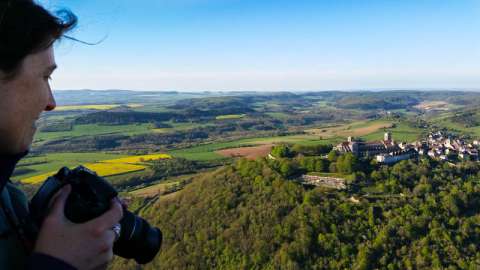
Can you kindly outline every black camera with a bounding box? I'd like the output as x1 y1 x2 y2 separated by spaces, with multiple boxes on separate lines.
29 166 162 264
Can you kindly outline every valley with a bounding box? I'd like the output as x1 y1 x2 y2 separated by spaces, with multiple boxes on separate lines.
15 90 480 269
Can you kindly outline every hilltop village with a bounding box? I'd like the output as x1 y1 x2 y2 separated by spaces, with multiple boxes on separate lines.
335 131 480 164
295 130 480 190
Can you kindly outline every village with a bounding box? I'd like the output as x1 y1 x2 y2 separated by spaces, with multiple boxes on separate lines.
296 130 480 190
334 130 480 164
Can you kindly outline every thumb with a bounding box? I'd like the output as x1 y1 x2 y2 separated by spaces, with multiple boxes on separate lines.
48 184 71 218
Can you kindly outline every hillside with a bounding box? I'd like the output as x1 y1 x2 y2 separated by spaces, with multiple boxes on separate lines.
16 90 480 269
111 158 480 270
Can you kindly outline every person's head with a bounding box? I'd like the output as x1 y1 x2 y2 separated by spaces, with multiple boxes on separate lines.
0 0 77 154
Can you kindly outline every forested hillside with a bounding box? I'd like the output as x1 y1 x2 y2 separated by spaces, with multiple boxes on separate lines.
111 158 480 270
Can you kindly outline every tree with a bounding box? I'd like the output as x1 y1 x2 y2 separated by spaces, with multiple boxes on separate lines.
328 150 339 162
278 160 300 177
329 162 337 173
271 145 293 158
292 144 333 156
336 153 359 174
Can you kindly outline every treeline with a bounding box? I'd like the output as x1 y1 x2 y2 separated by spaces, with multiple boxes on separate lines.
269 145 371 178
37 120 73 132
303 90 480 109
269 152 370 178
110 156 480 270
271 144 333 158
74 111 186 125
112 158 216 190
167 96 257 120
451 111 480 128
337 96 419 110
284 113 337 126
168 95 302 115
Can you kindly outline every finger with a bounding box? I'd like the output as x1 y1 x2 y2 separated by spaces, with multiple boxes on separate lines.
118 197 129 209
96 251 113 268
91 261 110 270
94 240 115 269
48 185 71 218
86 199 123 232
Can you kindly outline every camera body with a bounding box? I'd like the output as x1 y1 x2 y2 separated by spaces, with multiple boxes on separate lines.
29 166 162 264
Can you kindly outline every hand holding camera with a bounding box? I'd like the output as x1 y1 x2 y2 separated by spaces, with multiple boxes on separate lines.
29 166 162 268
33 184 123 270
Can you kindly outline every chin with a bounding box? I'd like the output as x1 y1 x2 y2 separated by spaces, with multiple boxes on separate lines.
15 143 31 154
18 136 34 153
4 144 29 155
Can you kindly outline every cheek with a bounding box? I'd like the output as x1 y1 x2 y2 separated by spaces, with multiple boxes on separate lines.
16 78 47 114
0 72 48 153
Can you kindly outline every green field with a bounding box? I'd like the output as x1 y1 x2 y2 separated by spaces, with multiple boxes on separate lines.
129 181 180 197
360 121 423 142
106 169 154 185
169 141 243 160
152 122 209 133
169 120 421 161
169 135 340 161
245 135 340 145
426 107 480 136
314 101 338 110
265 112 290 119
307 172 345 178
128 172 198 197
466 126 480 137
432 118 480 138
34 123 153 142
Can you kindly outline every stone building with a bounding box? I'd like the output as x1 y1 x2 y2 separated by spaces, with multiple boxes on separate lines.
334 132 399 157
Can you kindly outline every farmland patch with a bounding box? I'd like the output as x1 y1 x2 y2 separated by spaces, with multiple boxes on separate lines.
216 144 273 159
19 153 171 184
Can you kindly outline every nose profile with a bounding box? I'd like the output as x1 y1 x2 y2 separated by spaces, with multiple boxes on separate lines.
45 89 56 111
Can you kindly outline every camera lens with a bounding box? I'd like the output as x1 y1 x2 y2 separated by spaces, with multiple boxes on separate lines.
113 210 163 264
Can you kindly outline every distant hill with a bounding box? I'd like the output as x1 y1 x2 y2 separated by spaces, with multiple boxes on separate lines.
52 90 239 106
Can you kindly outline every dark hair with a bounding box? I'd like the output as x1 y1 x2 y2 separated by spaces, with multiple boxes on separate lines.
0 0 77 80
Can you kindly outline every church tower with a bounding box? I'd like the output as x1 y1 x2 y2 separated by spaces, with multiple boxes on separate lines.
384 132 392 141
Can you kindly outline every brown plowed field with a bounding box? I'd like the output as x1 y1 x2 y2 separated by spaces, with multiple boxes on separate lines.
216 144 273 159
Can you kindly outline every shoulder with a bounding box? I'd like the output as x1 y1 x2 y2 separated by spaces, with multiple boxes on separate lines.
0 183 29 269
5 181 29 209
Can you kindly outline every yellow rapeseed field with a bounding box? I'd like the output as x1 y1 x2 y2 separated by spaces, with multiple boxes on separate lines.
102 154 171 164
55 104 144 111
215 114 246 120
21 153 171 184
22 172 58 185
84 163 145 177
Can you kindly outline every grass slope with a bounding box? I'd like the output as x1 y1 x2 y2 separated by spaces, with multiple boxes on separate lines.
360 122 423 142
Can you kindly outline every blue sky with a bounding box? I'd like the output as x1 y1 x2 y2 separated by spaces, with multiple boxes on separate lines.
39 0 480 91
